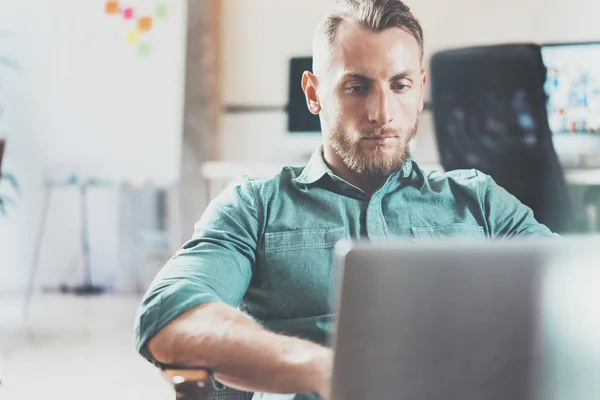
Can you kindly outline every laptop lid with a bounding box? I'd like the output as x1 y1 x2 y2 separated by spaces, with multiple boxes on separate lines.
330 238 600 400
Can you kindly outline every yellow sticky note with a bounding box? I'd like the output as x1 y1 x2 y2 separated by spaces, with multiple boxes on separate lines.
126 30 139 44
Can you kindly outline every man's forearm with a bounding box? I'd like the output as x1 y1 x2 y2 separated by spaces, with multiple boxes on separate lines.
147 302 332 396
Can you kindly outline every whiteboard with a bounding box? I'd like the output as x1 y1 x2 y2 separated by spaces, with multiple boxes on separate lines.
45 0 186 186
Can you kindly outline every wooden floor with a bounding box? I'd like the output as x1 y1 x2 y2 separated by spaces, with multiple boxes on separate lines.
0 294 174 400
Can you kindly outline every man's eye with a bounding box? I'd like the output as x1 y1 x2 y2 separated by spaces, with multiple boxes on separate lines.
393 84 409 91
346 85 366 93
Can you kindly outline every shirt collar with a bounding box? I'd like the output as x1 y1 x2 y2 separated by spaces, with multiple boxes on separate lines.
398 155 415 180
293 144 416 185
293 145 330 185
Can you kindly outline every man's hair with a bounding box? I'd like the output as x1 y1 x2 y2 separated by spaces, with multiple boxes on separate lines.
314 0 424 68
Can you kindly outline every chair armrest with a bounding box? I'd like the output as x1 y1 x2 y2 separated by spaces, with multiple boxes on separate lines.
162 368 211 400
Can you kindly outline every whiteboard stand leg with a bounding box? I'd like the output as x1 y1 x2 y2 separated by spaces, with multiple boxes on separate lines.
59 184 106 296
23 183 52 319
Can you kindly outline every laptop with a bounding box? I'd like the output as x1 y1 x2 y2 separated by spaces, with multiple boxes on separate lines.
330 237 600 400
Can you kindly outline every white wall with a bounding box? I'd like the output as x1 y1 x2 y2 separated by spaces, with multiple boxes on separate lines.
217 0 600 164
0 1 183 293
0 0 122 291
0 0 56 292
218 0 336 164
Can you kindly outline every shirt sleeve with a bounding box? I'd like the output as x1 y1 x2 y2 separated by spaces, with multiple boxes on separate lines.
479 173 558 238
134 176 261 365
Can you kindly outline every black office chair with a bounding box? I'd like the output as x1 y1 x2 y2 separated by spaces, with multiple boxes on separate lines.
430 44 573 233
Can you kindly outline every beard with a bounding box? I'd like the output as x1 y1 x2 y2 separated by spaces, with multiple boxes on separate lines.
328 118 418 177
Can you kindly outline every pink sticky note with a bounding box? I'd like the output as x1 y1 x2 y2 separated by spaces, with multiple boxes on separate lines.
123 8 134 19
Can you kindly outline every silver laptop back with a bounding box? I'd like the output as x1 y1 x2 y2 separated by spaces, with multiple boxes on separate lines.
331 238 600 400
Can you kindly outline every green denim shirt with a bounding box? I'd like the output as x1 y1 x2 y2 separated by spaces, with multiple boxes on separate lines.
134 148 555 399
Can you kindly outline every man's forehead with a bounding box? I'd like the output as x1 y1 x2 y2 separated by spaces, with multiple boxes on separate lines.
329 20 421 76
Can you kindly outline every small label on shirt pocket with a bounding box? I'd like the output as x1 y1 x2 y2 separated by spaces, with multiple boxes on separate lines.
265 227 348 255
411 223 486 240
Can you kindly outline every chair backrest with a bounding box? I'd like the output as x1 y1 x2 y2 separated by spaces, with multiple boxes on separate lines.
430 44 572 233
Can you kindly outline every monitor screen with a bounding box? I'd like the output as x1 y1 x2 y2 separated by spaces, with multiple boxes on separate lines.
541 43 600 135
287 57 321 133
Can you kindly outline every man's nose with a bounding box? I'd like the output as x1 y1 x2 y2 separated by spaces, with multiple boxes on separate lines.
367 88 394 127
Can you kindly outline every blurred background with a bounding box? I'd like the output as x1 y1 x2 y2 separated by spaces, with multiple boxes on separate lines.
0 0 599 399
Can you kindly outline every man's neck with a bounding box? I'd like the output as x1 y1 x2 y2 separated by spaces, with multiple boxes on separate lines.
322 148 388 197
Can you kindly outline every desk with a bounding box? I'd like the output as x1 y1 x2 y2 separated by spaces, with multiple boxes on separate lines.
564 168 600 186
24 179 175 316
563 169 600 232
421 164 600 187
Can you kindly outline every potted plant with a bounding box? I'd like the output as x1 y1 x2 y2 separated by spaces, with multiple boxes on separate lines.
0 138 18 216
0 42 21 216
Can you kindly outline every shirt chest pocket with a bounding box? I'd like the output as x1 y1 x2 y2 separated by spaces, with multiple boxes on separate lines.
411 223 486 240
263 227 348 318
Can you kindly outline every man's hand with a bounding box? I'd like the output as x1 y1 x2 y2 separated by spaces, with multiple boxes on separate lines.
314 347 333 399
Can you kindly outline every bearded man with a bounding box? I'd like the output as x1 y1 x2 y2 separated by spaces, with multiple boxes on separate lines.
135 1 555 399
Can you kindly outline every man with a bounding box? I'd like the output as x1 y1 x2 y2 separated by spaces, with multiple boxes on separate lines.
135 1 555 399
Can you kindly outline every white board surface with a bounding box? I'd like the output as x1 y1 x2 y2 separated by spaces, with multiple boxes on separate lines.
45 0 186 186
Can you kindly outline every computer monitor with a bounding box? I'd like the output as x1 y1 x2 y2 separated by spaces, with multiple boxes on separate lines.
541 42 600 166
287 57 321 133
284 57 322 164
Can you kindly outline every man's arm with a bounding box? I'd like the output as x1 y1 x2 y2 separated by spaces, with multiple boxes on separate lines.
135 176 332 397
148 302 332 397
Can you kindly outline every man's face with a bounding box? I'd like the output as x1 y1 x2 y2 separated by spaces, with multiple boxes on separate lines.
310 22 427 176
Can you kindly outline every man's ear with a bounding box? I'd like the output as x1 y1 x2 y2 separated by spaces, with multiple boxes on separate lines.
302 71 321 115
418 68 428 113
